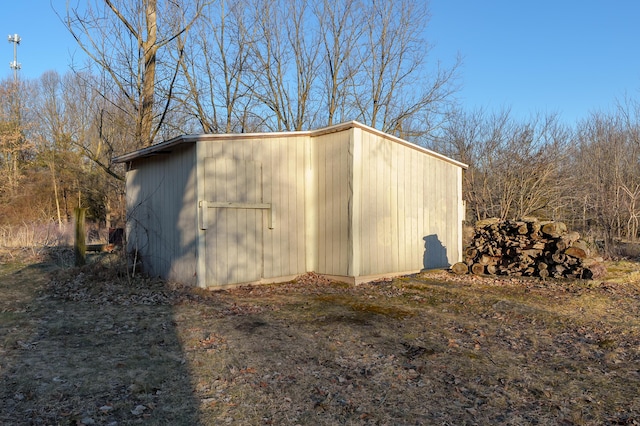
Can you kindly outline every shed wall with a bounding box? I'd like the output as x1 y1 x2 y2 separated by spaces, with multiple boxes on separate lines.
311 130 351 276
353 129 462 276
125 144 198 283
195 136 307 285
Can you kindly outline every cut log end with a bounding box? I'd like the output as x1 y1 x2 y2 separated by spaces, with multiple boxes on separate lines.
471 263 486 275
451 262 469 275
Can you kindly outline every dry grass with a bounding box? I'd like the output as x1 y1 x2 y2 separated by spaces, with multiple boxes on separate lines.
1 249 640 425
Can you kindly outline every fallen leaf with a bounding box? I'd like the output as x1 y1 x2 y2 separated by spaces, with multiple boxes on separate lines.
131 405 147 416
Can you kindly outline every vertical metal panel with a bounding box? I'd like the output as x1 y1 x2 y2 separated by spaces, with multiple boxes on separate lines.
355 129 461 276
204 158 263 285
312 130 350 276
348 127 362 277
305 135 317 273
197 136 307 285
258 136 307 278
125 144 198 284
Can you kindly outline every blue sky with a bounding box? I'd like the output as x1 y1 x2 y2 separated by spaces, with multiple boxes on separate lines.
0 2 86 80
2 1 639 125
427 0 640 123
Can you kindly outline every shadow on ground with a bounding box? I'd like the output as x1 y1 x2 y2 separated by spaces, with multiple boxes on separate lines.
0 251 201 425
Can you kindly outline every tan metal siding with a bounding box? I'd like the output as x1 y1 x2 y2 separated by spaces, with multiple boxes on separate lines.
312 131 350 276
260 136 307 278
196 136 307 284
125 144 198 283
355 130 461 275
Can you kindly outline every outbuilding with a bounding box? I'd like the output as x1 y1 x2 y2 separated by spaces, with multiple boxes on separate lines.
113 121 467 288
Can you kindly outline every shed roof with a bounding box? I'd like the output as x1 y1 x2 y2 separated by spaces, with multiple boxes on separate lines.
113 120 468 169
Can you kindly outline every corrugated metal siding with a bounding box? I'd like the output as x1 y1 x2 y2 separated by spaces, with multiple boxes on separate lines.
355 130 461 275
125 144 198 283
312 131 351 276
196 136 307 282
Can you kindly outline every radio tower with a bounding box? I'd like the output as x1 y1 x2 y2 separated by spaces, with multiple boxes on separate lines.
8 33 21 80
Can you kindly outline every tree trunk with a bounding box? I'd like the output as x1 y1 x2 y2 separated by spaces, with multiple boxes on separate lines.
51 163 64 231
140 0 158 147
74 207 87 266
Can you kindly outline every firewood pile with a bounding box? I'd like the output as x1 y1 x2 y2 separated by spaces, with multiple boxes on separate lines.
451 218 607 280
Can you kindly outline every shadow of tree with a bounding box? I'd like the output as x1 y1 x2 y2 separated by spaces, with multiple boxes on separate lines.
0 253 201 425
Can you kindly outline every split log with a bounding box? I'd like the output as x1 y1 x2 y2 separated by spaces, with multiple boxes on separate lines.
451 262 469 275
465 248 478 258
541 221 567 238
553 264 566 276
565 256 578 266
551 253 566 264
516 222 529 234
526 241 546 250
471 263 486 275
565 246 587 259
522 249 542 258
486 264 498 275
571 240 590 254
479 254 500 265
560 231 581 246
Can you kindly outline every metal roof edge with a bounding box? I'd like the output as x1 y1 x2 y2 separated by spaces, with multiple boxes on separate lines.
344 121 469 170
112 134 200 163
112 121 468 169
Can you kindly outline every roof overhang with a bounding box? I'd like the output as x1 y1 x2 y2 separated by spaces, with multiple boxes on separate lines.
112 121 468 169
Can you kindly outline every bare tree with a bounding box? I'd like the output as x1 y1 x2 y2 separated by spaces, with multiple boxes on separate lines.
437 109 571 222
162 0 459 135
60 0 458 141
0 78 31 198
572 110 640 251
62 0 206 147
312 0 364 126
176 0 257 133
34 71 73 228
354 0 459 138
493 115 570 220
247 0 321 131
436 108 509 221
31 70 127 227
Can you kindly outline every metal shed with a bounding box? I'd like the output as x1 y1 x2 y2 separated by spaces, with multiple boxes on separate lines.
113 121 468 287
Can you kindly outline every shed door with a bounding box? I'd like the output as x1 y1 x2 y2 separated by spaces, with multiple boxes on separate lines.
204 158 264 285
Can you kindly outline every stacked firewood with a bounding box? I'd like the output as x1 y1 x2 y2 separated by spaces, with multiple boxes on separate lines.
451 218 607 279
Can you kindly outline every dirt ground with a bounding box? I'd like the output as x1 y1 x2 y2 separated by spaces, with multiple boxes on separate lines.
1 249 640 425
